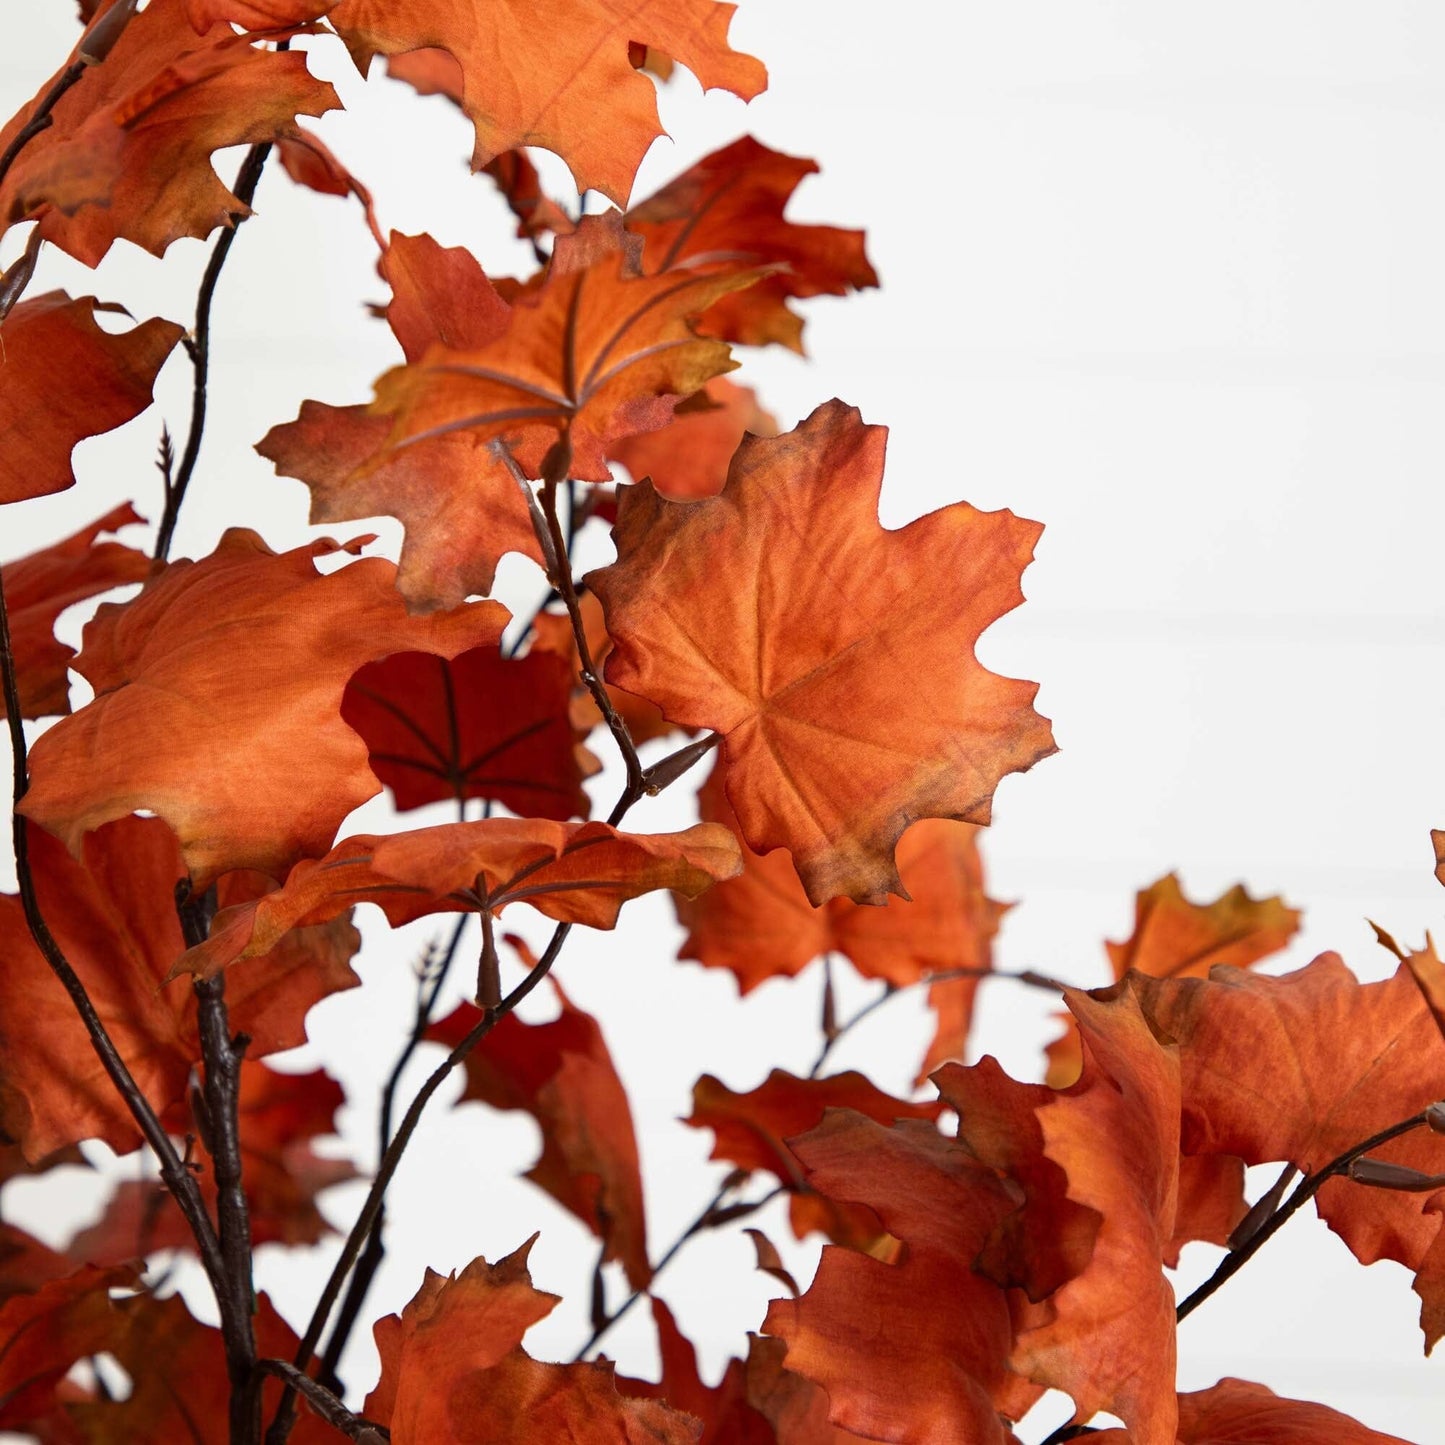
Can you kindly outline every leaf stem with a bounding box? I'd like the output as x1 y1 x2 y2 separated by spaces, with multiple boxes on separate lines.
154 105 282 561
808 965 1069 1078
183 880 257 1445
570 1179 783 1362
265 922 573 1445
317 914 472 1392
1174 1110 1431 1323
250 1359 389 1443
0 60 86 192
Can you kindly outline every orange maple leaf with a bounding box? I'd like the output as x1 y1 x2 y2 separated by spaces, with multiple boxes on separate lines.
328 0 766 204
0 817 358 1159
686 1069 939 1251
608 376 778 500
589 398 1056 905
258 231 542 613
365 213 760 484
0 294 181 506
2 503 151 719
1086 1378 1412 1445
1132 953 1445 1349
429 982 650 1288
1045 872 1300 1087
0 0 339 264
179 817 741 979
19 530 507 885
365 1241 697 1444
69 1062 354 1262
762 1109 1033 1444
627 135 879 352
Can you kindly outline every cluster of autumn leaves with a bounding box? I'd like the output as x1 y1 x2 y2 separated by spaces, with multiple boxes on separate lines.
3 1 1445 1442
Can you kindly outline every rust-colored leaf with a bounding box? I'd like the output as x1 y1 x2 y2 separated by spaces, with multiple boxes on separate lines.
1131 953 1445 1349
0 294 181 507
2 504 150 719
366 213 759 483
20 530 506 885
181 817 741 979
0 0 340 264
257 232 541 612
341 645 592 819
428 983 650 1287
0 816 358 1159
686 1069 938 1250
679 754 1005 1013
1046 872 1300 1087
365 1240 699 1444
1087 1378 1412 1444
763 1110 1031 1444
0 1265 134 1435
274 127 383 247
68 1062 353 1264
64 1291 334 1444
589 399 1055 905
628 136 879 352
1005 987 1181 1444
329 0 765 204
183 1 336 29
608 377 777 499
481 147 576 241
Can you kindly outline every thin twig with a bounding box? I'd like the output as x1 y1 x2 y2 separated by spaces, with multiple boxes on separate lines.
265 922 573 1445
317 913 472 1390
154 98 283 561
251 1360 389 1443
1175 1110 1431 1323
183 881 256 1445
571 1180 783 1361
510 448 645 800
808 965 1069 1078
0 554 227 1303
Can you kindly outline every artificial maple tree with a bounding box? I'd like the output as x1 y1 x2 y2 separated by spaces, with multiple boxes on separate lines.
0 3 1441 1443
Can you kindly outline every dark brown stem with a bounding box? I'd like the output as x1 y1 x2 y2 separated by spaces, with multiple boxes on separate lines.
1175 1111 1431 1323
180 881 257 1445
317 915 471 1392
808 965 1069 1078
154 108 282 561
0 548 226 1306
266 923 573 1445
251 1360 389 1443
570 1180 782 1362
539 477 645 798
1038 1426 1100 1444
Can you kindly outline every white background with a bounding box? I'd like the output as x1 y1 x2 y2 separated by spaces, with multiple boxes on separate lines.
3 2 1445 1439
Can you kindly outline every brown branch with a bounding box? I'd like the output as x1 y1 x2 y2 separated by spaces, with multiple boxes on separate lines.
182 882 257 1445
0 548 227 1309
264 922 574 1445
504 443 645 800
1175 1110 1432 1323
154 58 285 562
808 964 1070 1078
317 914 472 1393
251 1359 389 1443
570 1179 783 1362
